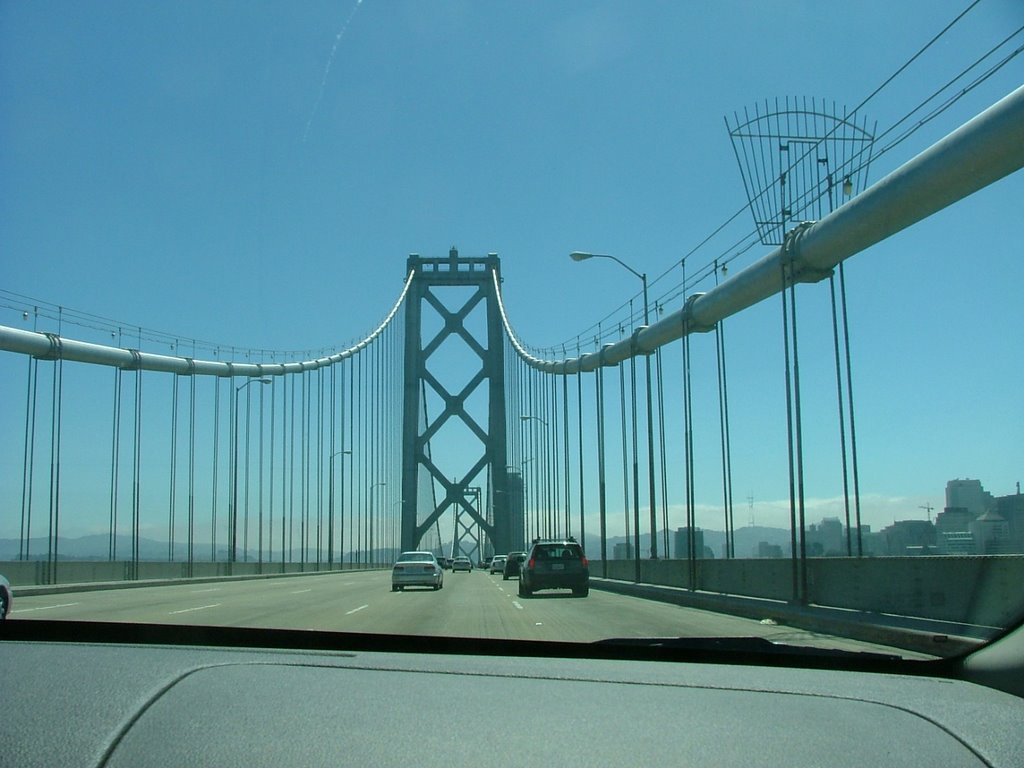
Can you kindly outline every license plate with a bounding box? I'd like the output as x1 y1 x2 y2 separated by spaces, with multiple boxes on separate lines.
552 563 564 570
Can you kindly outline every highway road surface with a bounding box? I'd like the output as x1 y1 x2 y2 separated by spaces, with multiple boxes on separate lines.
10 568 925 657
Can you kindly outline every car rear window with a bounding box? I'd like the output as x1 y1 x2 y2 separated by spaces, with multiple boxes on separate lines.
534 545 583 560
398 553 435 563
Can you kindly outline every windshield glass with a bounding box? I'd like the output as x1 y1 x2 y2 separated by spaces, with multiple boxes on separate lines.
1 1 1022 661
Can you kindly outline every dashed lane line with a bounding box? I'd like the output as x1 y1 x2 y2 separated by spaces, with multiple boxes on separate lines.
169 603 222 615
345 604 369 615
12 602 81 614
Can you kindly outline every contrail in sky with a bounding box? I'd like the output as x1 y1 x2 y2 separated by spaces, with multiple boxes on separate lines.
302 0 365 142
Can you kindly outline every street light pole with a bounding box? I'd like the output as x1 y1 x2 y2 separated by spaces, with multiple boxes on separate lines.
570 253 659 564
231 378 270 563
329 449 350 568
519 416 547 540
369 481 386 566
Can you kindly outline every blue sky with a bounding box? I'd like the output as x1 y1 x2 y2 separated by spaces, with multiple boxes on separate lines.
1 0 1022 544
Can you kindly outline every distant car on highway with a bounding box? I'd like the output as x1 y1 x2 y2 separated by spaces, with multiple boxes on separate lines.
489 555 507 574
0 574 11 620
451 556 473 572
391 551 444 592
503 552 526 580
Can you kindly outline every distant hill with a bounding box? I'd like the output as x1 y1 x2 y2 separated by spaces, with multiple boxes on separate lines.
1 524 798 563
0 534 396 564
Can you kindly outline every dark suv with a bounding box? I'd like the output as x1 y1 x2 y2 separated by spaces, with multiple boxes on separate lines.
502 551 526 580
518 538 589 597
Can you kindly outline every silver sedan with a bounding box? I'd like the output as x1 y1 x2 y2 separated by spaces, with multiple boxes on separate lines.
391 552 444 591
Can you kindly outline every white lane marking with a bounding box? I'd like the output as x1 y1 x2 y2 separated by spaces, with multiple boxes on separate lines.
534 622 543 626
345 604 369 615
497 587 505 592
290 589 312 594
512 601 524 610
11 602 81 614
191 588 220 594
169 603 222 615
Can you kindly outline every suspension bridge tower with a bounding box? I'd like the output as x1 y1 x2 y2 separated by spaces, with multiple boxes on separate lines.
400 248 514 555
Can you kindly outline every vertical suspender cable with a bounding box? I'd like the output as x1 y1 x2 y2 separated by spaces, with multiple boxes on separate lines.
301 370 308 567
551 372 559 538
269 377 276 565
347 357 355 565
596 361 607 576
781 245 800 602
107 337 120 560
19 318 39 561
317 367 324 567
788 261 808 600
840 262 864 557
168 372 178 560
618 353 630 563
655 345 669 558
329 362 336 566
629 303 641 581
830 273 853 556
682 261 696 583
289 371 296 563
258 376 266 567
722 325 735 560
562 372 571 537
131 362 142 580
339 358 347 567
576 367 585 547
212 375 220 562
683 326 695 582
357 350 365 564
244 379 252 561
22 364 38 564
188 369 196 574
47 329 64 583
229 377 237 563
714 262 735 558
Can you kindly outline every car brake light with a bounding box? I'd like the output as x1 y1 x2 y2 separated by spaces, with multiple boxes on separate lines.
527 558 535 569
581 557 589 567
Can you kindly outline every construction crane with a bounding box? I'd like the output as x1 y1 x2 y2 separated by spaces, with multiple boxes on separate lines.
919 503 934 522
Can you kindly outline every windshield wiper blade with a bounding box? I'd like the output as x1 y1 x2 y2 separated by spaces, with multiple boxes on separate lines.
594 636 903 661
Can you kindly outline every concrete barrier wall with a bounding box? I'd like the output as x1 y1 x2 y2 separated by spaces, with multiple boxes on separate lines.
596 555 1024 627
0 560 384 587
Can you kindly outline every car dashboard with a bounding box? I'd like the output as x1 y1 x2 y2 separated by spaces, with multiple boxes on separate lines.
2 621 1023 767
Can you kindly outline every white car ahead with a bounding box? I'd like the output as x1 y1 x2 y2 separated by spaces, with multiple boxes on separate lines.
391 552 444 592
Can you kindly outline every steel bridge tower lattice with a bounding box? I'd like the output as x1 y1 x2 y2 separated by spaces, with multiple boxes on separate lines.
400 249 513 555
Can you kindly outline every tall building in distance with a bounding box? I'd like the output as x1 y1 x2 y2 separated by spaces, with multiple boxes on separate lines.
937 478 1021 554
806 517 845 556
674 527 713 559
946 478 995 517
504 471 525 552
